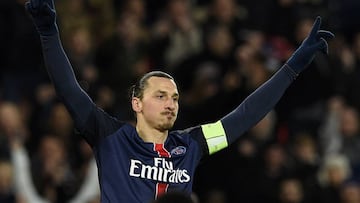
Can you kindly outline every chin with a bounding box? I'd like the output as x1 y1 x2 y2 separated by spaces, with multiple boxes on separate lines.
159 122 174 131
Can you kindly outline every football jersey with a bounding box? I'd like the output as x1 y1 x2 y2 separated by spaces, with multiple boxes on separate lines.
80 107 215 203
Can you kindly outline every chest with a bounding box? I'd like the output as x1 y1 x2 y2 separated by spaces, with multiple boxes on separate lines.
95 132 201 184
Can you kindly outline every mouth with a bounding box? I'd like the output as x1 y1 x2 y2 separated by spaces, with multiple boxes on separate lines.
162 111 176 118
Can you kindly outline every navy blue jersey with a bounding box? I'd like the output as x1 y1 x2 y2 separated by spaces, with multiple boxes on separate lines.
82 107 206 202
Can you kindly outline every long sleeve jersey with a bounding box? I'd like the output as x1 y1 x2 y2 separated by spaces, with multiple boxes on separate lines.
40 34 297 203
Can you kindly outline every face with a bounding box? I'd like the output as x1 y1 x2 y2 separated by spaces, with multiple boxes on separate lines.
133 77 179 131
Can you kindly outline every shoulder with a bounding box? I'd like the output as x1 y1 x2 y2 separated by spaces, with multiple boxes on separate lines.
169 126 206 149
170 126 203 139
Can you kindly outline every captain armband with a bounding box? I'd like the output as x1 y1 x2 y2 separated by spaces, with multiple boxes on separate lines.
201 121 228 155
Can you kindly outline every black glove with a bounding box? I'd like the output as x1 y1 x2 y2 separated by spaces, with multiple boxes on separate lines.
286 16 335 74
25 0 58 36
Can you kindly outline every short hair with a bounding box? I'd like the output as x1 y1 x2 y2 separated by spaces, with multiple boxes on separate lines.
129 71 174 100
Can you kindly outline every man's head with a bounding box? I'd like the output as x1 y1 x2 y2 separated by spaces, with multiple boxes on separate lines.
131 71 179 132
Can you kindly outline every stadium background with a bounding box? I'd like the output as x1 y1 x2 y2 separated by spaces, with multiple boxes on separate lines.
1 0 360 202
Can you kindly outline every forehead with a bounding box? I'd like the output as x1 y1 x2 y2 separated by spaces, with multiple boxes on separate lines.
145 76 178 94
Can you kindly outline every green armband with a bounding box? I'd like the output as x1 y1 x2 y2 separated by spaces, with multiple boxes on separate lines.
201 121 228 155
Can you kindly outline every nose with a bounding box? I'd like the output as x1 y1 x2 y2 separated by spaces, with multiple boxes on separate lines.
165 98 177 110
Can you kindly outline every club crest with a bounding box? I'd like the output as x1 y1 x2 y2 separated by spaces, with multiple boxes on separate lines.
171 146 186 156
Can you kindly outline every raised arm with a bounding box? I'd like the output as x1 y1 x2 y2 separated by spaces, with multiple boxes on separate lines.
221 16 334 143
25 0 94 131
201 17 334 154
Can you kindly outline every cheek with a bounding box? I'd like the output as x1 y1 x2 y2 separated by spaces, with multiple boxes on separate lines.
142 101 161 116
143 101 156 110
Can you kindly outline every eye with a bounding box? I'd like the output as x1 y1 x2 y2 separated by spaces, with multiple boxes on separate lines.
157 95 165 100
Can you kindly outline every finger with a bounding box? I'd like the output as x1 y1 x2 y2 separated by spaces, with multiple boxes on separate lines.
309 16 322 39
317 30 335 40
306 38 328 55
314 38 329 55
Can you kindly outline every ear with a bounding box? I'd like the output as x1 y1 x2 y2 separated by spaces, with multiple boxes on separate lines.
131 97 142 113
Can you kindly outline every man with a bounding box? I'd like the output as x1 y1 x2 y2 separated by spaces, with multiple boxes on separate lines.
24 0 334 202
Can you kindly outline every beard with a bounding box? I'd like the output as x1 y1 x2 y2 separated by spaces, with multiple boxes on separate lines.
157 122 174 131
157 112 177 131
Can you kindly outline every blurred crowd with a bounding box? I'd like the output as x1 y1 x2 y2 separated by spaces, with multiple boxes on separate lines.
1 0 360 202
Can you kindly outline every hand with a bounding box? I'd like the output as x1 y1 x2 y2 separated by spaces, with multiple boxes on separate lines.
286 16 335 74
25 0 58 36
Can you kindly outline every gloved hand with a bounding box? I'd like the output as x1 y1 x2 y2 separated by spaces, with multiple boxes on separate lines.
25 0 58 36
286 16 335 74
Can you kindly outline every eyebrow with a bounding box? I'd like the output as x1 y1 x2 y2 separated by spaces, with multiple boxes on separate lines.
157 90 179 97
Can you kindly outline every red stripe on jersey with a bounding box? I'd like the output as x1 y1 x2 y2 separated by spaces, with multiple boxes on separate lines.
156 183 169 197
154 143 171 198
154 143 171 158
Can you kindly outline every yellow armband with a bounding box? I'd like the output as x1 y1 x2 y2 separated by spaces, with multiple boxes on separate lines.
201 121 228 155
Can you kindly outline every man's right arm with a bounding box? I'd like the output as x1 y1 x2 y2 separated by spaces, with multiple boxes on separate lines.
25 0 126 147
25 0 96 133
41 34 95 131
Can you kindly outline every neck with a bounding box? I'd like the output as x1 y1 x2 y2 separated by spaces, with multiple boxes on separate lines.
136 123 168 144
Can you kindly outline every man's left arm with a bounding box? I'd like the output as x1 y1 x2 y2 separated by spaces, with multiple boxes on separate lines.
201 16 334 155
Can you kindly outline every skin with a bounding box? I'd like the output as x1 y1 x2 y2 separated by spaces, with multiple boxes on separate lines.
132 76 179 144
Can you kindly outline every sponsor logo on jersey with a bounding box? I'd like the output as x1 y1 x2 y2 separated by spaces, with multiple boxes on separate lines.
170 146 186 156
129 158 190 183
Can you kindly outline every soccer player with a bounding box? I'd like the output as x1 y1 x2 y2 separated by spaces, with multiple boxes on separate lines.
24 0 334 202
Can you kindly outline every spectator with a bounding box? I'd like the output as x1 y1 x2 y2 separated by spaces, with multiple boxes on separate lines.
319 97 360 175
278 178 305 203
95 11 150 120
0 161 20 203
309 154 352 203
150 0 203 71
340 181 360 203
